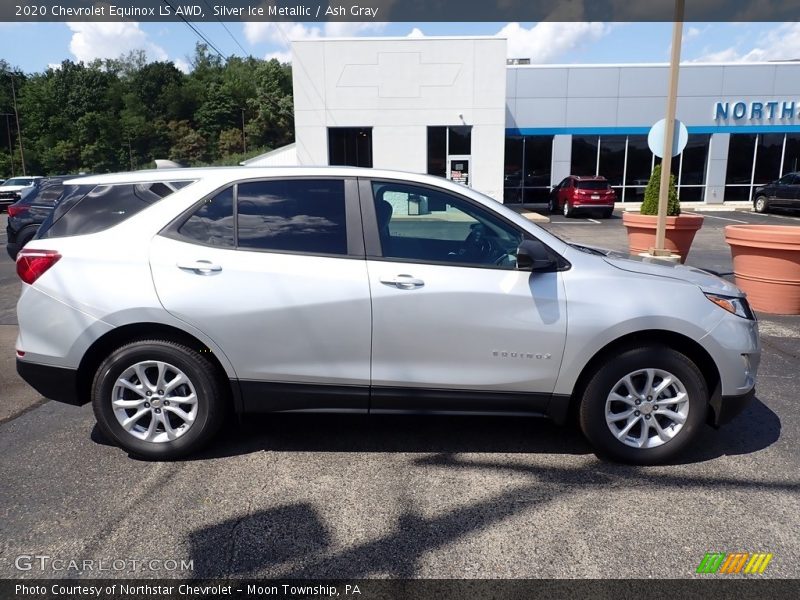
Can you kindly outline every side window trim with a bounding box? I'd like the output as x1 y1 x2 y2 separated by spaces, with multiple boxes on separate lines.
359 177 531 269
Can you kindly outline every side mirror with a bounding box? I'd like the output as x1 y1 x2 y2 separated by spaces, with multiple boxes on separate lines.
516 239 556 272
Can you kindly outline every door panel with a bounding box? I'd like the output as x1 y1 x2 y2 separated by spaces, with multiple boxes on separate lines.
368 260 567 393
150 236 372 386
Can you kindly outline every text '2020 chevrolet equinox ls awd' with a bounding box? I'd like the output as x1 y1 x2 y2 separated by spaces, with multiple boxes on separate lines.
14 167 759 463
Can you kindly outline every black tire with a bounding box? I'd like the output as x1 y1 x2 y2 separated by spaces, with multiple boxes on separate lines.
600 208 614 219
549 198 559 214
563 201 573 218
92 339 226 460
753 195 769 214
14 226 38 255
579 346 708 464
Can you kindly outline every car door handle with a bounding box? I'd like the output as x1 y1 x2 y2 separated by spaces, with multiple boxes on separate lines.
177 260 222 275
379 274 425 289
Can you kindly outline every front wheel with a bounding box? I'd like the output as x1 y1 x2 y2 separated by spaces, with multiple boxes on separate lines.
579 346 707 464
753 195 769 213
92 339 226 460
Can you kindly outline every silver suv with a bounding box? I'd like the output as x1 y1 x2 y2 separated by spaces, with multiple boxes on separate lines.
14 167 759 463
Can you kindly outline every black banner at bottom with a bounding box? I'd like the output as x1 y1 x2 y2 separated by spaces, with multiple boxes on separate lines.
3 579 799 600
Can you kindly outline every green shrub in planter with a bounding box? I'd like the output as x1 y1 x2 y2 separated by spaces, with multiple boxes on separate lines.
640 163 680 216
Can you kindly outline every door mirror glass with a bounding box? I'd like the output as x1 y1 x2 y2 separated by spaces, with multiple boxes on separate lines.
516 239 556 272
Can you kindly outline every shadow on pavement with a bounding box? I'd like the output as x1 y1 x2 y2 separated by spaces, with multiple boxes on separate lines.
149 394 781 464
184 421 792 579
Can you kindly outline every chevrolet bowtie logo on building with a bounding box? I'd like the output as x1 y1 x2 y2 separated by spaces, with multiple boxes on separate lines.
696 552 773 574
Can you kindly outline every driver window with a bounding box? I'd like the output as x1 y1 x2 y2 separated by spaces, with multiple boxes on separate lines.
371 181 523 269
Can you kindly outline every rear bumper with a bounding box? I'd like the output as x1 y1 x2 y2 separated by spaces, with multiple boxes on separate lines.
709 387 756 427
16 359 85 406
572 201 615 209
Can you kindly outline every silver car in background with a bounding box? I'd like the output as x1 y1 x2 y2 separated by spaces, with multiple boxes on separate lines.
14 167 759 463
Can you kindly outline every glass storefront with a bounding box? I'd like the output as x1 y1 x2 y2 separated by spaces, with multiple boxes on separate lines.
571 134 709 202
725 133 800 201
503 135 553 203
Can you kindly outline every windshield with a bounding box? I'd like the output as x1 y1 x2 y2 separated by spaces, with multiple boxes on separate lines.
2 178 35 187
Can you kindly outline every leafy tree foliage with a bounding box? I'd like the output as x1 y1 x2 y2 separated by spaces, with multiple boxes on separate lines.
0 45 294 176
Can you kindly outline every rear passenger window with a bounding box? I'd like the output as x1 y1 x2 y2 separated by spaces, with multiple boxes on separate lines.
39 181 191 239
37 185 65 205
236 179 347 255
178 188 234 247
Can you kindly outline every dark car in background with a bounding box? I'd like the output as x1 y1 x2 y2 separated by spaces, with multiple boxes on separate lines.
753 172 800 213
549 175 617 218
6 175 86 259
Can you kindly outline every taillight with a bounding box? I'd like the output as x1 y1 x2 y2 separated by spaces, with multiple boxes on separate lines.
16 249 61 284
7 204 27 218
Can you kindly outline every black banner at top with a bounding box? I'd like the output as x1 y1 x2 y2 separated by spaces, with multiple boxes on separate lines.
2 0 800 23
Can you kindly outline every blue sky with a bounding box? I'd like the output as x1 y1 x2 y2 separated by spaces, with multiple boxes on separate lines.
1 21 798 73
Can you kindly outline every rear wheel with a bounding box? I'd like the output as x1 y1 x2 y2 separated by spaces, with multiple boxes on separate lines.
579 346 707 464
753 195 769 213
600 208 614 219
563 201 573 218
92 339 226 460
12 226 39 259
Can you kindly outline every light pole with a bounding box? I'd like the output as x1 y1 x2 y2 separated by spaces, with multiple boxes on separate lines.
5 72 26 175
241 108 247 154
1 112 14 176
653 0 684 255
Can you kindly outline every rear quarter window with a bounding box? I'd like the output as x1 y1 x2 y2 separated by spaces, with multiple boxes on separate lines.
38 181 193 239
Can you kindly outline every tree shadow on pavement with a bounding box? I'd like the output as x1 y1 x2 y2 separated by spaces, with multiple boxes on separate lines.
185 437 795 579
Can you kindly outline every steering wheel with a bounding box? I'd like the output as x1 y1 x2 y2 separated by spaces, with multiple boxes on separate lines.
464 224 503 264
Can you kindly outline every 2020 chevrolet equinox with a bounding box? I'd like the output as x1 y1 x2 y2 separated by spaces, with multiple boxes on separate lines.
14 167 759 463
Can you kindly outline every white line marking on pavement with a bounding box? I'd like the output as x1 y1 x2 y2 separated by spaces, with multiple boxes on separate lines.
682 211 748 223
763 213 800 221
587 218 601 224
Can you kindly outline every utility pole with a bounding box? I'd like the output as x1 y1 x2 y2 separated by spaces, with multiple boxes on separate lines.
654 0 684 254
1 113 14 176
241 108 247 154
8 73 25 175
127 138 134 170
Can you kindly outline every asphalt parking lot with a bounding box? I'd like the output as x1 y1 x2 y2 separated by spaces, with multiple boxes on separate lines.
0 209 799 580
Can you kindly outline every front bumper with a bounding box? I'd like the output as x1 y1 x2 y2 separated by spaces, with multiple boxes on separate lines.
708 387 756 427
16 359 84 406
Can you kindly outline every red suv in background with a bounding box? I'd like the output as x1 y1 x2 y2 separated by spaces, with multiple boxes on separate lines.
550 175 616 218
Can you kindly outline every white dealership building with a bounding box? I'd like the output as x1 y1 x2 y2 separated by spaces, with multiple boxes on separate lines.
246 36 800 204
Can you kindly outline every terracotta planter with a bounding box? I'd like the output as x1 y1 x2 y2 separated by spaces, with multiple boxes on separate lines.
725 224 800 315
622 213 704 264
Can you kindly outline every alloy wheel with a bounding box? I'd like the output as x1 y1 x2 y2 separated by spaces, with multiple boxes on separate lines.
604 368 689 449
111 360 198 443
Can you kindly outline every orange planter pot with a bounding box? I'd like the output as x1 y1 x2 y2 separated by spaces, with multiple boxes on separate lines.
622 213 704 264
724 224 800 315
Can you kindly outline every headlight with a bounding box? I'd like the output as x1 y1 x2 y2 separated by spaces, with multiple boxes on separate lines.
705 293 755 320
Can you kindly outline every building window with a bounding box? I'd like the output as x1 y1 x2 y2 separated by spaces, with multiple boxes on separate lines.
624 135 652 202
599 136 626 196
784 134 800 174
426 126 473 178
576 134 709 202
427 127 447 177
725 133 799 202
503 135 553 204
571 136 600 177
328 128 372 167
